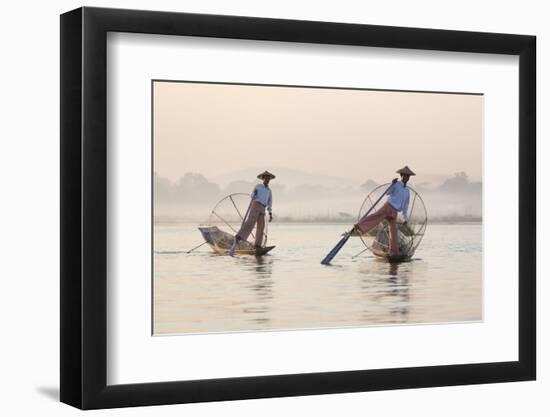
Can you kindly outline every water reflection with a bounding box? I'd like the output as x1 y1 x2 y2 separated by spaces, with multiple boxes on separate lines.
154 223 482 335
358 259 411 323
388 262 399 276
242 256 274 326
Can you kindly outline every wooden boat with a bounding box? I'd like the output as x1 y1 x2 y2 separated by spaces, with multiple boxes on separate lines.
370 247 411 262
198 226 275 256
199 193 275 256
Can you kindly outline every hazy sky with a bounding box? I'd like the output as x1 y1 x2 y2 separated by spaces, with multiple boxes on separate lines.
153 81 482 183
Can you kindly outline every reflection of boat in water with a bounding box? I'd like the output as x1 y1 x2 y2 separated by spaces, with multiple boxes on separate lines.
198 193 275 257
198 226 275 256
359 184 428 262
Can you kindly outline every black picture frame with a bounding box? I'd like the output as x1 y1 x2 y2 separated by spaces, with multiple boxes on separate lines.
60 6 536 410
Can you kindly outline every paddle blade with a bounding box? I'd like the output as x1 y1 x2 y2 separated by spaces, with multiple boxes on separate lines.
321 232 352 265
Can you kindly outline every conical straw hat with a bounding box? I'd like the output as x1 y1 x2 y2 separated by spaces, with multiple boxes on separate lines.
257 170 276 180
396 166 416 176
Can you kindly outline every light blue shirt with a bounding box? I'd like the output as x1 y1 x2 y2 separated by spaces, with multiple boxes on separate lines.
387 181 410 222
252 184 273 213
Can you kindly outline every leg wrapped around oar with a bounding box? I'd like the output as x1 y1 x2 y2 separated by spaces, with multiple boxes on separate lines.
235 201 264 243
229 201 265 256
321 182 394 264
356 202 399 256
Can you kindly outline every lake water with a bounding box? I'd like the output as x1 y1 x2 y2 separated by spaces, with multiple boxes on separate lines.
153 223 482 335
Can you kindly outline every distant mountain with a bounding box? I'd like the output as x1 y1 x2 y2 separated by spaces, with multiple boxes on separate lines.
212 166 362 189
360 179 378 191
154 169 483 219
435 172 481 194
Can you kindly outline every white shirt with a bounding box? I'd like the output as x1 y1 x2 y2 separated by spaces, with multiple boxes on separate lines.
252 184 272 213
387 181 410 222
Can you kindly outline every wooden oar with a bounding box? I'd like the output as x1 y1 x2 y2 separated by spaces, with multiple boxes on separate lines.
351 247 369 259
228 197 254 256
321 182 394 265
185 241 208 254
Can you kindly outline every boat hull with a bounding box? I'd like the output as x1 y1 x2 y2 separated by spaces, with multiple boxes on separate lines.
198 226 275 256
370 248 411 262
208 244 275 256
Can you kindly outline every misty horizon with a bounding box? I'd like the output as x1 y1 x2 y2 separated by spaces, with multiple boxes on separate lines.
154 167 482 222
153 81 482 223
157 165 482 186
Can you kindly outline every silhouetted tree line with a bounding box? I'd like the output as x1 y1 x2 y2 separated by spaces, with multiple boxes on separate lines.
154 171 482 213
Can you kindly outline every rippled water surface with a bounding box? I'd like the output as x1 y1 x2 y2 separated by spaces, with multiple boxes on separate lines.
153 223 481 335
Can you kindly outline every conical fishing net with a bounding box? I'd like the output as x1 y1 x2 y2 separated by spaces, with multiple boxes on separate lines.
205 193 268 251
357 183 427 259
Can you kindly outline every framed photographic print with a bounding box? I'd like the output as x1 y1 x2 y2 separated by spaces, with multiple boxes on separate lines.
60 6 536 409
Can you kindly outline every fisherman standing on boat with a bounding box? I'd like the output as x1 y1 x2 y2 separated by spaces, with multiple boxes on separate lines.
354 166 416 257
229 171 275 256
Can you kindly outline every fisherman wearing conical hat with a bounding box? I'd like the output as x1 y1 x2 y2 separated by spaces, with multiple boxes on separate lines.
355 166 416 257
229 171 275 256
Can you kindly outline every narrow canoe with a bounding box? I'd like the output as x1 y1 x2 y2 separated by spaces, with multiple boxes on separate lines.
209 244 275 256
370 247 411 262
198 226 275 256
